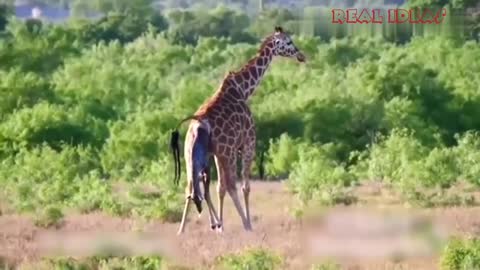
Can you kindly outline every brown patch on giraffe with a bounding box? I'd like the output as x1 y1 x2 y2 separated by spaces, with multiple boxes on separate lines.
214 117 223 128
241 81 248 90
234 104 245 113
228 88 242 100
234 75 243 85
243 70 251 80
218 135 228 144
257 57 264 66
218 145 226 154
224 92 238 105
224 107 234 116
257 68 264 77
248 128 255 137
249 66 258 79
212 127 221 137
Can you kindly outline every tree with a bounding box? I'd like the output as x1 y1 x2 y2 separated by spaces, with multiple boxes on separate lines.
0 3 11 31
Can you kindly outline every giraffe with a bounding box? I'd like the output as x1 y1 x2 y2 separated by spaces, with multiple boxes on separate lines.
170 26 306 235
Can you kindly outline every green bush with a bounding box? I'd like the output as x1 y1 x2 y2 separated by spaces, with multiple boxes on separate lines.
264 133 302 178
440 237 480 270
215 248 283 270
0 102 107 150
288 142 355 205
34 205 64 228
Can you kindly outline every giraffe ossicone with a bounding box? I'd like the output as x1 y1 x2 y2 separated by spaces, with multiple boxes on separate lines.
170 26 306 235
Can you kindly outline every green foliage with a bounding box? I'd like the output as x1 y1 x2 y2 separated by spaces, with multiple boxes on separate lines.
100 111 177 180
0 69 54 116
454 132 480 186
36 255 165 270
264 133 302 178
165 6 255 45
68 12 168 45
311 261 341 270
287 140 355 205
0 19 83 74
249 8 299 37
0 145 103 211
215 248 283 270
0 4 10 31
440 237 480 270
0 102 108 150
34 205 64 228
2 5 480 216
352 129 480 205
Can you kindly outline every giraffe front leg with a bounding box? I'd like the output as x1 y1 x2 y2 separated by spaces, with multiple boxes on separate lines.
241 173 252 231
216 182 226 233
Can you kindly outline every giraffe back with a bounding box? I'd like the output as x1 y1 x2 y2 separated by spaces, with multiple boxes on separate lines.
193 75 254 156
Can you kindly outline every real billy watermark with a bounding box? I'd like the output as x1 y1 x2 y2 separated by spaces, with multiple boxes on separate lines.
332 8 448 24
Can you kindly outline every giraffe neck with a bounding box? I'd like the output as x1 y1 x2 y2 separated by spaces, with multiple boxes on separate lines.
229 42 274 101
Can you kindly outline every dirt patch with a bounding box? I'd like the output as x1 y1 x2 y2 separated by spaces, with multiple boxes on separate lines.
1 181 479 269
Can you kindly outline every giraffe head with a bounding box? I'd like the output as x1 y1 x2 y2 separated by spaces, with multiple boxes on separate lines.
270 26 306 63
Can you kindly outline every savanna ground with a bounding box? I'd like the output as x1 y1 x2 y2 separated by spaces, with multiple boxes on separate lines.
1 180 480 270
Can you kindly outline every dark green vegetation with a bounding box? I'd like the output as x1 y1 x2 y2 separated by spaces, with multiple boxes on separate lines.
0 0 480 224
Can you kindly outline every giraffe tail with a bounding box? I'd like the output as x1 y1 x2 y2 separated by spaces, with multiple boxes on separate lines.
170 115 209 187
170 130 181 186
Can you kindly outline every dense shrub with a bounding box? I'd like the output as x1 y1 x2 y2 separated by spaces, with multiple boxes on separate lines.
440 237 480 270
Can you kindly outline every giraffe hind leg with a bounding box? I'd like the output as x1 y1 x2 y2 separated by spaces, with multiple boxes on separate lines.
177 197 190 235
202 162 220 230
220 153 250 231
240 137 255 231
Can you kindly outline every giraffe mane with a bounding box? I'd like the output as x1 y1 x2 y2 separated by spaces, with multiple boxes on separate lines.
225 35 274 77
196 33 275 110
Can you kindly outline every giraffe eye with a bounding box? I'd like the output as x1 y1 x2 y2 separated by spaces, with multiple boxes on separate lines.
286 41 293 45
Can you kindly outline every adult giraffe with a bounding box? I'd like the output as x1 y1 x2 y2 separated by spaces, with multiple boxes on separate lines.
171 26 306 235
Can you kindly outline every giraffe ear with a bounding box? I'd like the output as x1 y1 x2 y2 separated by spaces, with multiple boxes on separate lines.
274 26 284 33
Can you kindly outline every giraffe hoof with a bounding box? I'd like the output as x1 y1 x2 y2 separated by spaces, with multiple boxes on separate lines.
216 224 223 233
210 224 217 230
